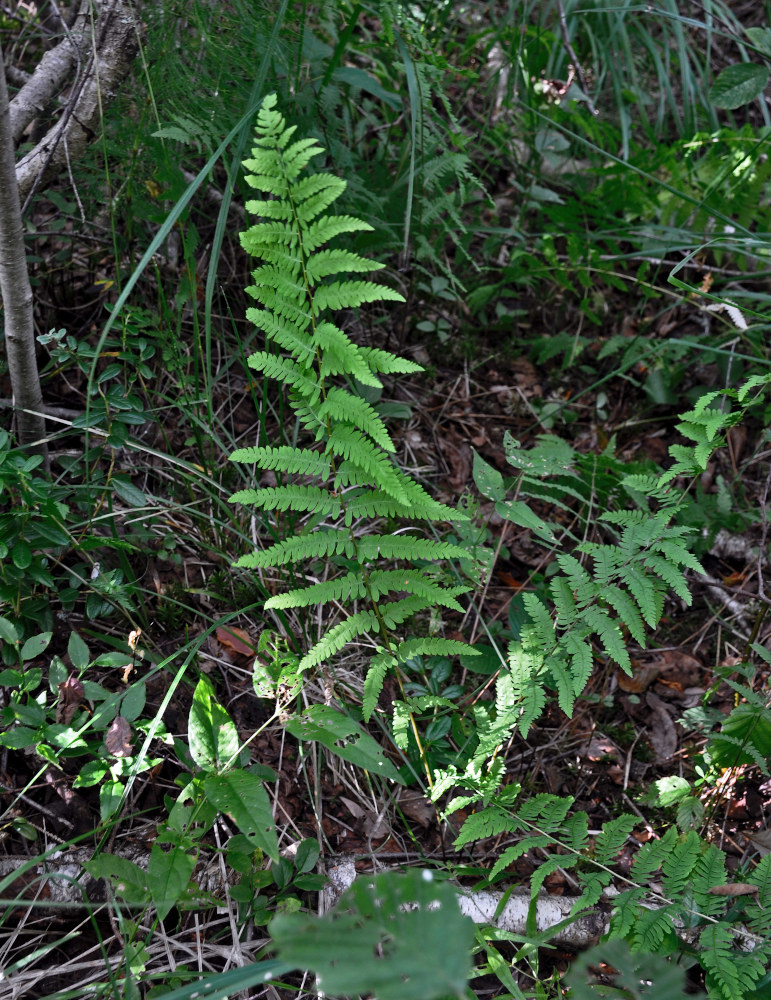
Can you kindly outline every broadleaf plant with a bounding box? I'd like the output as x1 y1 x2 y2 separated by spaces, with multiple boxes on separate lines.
230 94 479 774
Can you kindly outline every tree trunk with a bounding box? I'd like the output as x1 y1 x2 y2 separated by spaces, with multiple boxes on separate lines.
0 44 47 462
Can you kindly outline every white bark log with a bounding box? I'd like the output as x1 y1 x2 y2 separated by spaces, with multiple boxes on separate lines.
320 856 608 948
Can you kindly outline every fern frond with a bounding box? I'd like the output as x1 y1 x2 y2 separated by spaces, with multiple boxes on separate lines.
620 565 665 628
306 248 385 281
291 173 347 222
601 584 647 645
643 552 693 604
299 609 380 671
392 638 480 662
355 534 472 563
701 925 765 1000
367 569 468 610
229 485 340 517
246 353 320 403
318 388 394 452
363 650 397 721
507 644 546 738
313 321 383 387
245 309 314 363
455 806 513 848
580 606 630 672
265 571 370 610
312 280 405 313
563 632 594 692
229 445 330 478
303 215 375 252
358 346 423 374
522 593 557 655
235 530 354 568
661 832 702 897
325 427 407 502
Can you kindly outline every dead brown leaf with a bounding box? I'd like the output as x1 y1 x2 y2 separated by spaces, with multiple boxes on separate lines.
104 716 133 757
397 789 435 828
646 694 677 762
707 883 759 898
56 675 85 725
215 626 256 658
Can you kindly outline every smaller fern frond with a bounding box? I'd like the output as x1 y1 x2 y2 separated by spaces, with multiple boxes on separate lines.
318 388 394 452
392 638 480 662
229 445 330 478
358 346 423 375
228 485 340 517
235 530 354 569
363 650 397 721
312 280 406 313
325 427 408 502
246 353 321 403
306 248 385 281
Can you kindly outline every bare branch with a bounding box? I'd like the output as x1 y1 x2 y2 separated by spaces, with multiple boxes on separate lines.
15 0 143 204
8 0 91 143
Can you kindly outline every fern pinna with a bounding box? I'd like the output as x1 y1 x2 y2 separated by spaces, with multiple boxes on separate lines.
230 93 478 729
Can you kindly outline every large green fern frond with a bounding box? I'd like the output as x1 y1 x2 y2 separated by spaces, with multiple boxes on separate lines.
231 93 474 748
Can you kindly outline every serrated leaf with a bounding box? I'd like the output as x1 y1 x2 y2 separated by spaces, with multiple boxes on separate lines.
709 63 768 109
204 770 279 861
84 854 150 905
148 843 197 920
286 705 405 784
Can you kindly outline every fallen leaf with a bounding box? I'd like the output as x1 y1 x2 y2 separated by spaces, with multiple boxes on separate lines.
583 735 620 763
104 716 133 757
646 694 677 762
215 626 256 658
56 675 85 725
397 789 435 828
745 830 771 856
707 884 759 898
617 663 660 693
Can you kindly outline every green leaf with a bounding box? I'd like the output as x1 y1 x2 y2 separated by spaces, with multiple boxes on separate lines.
473 451 506 502
188 676 241 772
460 644 503 675
270 870 473 1000
100 779 124 822
709 63 769 109
295 838 320 873
111 475 148 507
0 616 19 644
67 631 90 671
121 681 146 722
204 770 279 862
20 632 52 661
286 705 405 784
84 854 150 905
142 961 292 1000
148 843 197 920
11 540 32 569
746 26 771 57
